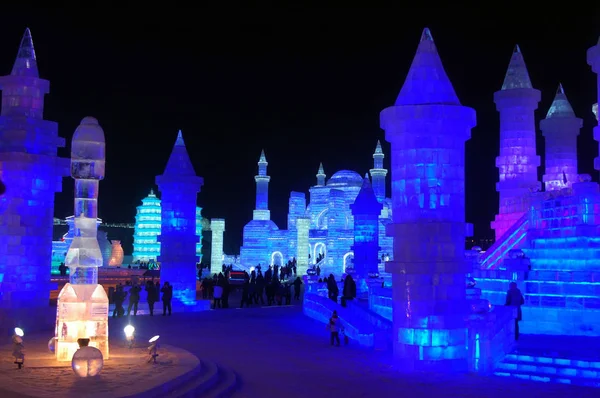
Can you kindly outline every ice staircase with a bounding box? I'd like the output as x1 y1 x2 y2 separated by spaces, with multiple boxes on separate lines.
494 335 600 387
133 358 239 398
480 211 530 270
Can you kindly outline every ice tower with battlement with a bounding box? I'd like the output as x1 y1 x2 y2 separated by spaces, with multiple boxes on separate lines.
0 29 69 323
240 146 394 275
491 45 541 241
156 131 203 304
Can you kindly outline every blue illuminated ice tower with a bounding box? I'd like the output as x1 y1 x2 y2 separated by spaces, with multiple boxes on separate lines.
156 130 203 304
491 45 541 240
254 149 270 220
0 29 69 312
587 39 600 173
350 175 382 278
380 28 476 371
541 84 581 191
370 140 387 202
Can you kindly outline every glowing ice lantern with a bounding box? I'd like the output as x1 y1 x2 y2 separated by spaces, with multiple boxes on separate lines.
12 328 25 369
124 325 135 348
148 335 160 363
72 340 104 377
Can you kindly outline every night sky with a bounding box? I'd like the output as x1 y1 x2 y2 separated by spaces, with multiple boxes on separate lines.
2 8 599 254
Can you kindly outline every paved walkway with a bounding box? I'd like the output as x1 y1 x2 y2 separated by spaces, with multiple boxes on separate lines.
106 306 599 398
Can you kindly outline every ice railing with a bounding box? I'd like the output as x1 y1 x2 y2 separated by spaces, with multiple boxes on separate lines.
480 211 531 270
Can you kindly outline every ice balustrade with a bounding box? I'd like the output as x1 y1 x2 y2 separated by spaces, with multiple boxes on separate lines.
480 211 531 270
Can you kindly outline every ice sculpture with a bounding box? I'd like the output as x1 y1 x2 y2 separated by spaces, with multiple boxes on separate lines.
156 130 203 304
131 189 204 262
316 162 326 186
587 40 600 172
370 141 387 202
296 218 310 275
56 117 109 361
210 219 225 269
350 175 382 278
71 343 103 377
0 28 69 312
380 28 476 370
491 45 541 240
108 240 124 266
541 84 581 191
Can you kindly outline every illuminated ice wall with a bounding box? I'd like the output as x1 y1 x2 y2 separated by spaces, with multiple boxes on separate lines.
326 189 350 272
210 219 225 269
156 130 203 304
491 45 541 240
351 175 382 277
0 29 69 309
296 217 310 275
380 28 476 370
131 189 203 262
541 84 581 191
588 39 600 172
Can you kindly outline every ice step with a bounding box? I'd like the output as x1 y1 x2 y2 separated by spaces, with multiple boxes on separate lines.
163 359 220 398
203 365 239 398
494 370 600 388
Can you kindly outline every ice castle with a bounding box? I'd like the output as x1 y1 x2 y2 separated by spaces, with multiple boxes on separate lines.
131 189 204 263
239 144 393 275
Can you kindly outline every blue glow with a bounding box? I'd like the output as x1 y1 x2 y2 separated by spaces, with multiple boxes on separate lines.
240 151 393 275
350 176 382 278
131 189 203 263
0 29 70 308
156 130 203 304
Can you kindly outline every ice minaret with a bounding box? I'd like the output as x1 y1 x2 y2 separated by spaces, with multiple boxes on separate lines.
491 45 541 240
370 140 387 202
210 219 225 270
56 117 109 361
350 175 382 278
156 130 203 304
0 29 69 317
316 162 326 186
253 149 271 221
380 28 476 371
541 84 581 191
587 39 600 172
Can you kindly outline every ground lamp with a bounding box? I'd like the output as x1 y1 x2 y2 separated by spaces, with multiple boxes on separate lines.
147 335 160 364
72 338 104 377
12 327 25 369
124 325 135 348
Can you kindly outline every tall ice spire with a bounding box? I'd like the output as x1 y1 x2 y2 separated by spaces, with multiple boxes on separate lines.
11 28 38 78
163 130 197 176
370 140 387 202
316 162 326 186
254 149 271 220
395 28 460 106
492 44 541 240
541 83 581 191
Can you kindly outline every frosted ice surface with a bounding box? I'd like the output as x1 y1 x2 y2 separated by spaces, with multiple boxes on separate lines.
501 45 533 90
546 84 576 118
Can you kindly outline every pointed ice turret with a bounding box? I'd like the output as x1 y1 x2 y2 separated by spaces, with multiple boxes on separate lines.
350 175 382 278
395 28 460 106
163 130 197 176
352 176 382 210
501 45 533 90
541 84 582 191
11 28 38 78
546 84 576 119
492 44 541 240
370 140 387 202
259 149 267 164
316 162 326 186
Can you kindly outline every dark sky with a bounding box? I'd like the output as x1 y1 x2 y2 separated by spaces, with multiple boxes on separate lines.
1 7 599 254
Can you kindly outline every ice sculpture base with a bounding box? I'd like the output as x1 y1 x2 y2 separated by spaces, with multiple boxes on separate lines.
55 283 109 361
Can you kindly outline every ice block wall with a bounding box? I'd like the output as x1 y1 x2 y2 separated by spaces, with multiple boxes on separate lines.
351 176 382 277
326 189 347 273
540 84 581 191
0 29 69 309
287 191 306 231
380 28 476 371
370 140 388 202
296 217 310 275
210 219 225 270
156 130 203 304
491 45 541 240
587 39 600 172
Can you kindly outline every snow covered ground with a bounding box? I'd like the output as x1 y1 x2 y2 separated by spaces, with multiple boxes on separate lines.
2 303 599 397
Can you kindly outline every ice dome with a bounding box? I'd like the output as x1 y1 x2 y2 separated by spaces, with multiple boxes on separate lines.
327 170 363 187
72 116 105 144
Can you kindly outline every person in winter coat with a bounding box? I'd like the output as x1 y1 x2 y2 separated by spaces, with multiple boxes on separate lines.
161 282 173 316
505 282 525 340
342 274 357 306
328 310 341 346
145 281 157 316
293 277 303 300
